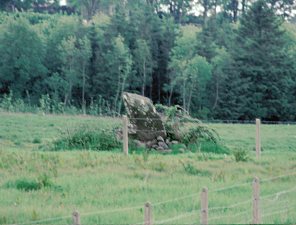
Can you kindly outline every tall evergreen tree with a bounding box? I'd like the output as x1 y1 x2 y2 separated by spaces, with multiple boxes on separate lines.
217 0 295 120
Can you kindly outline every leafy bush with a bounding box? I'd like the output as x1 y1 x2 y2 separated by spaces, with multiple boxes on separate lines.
51 126 121 151
156 104 227 154
6 178 41 191
32 138 42 144
182 126 219 145
233 149 249 162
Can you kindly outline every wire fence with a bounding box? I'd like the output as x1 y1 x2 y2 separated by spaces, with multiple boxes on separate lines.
122 116 296 156
1 114 296 155
9 172 296 225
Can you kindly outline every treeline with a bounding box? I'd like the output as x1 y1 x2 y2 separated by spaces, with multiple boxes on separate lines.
0 0 296 120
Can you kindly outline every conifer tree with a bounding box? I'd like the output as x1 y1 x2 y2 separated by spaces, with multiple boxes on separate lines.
218 0 295 120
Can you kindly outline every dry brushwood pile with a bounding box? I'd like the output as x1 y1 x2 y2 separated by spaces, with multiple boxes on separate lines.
122 92 219 153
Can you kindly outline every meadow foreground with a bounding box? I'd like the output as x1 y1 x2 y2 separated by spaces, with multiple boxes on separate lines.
0 113 296 224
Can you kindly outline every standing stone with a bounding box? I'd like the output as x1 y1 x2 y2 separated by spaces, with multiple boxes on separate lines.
122 92 166 141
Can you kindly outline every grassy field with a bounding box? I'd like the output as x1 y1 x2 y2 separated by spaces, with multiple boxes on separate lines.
0 112 296 224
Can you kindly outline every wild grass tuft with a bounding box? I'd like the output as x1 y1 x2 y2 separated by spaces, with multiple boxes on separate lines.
233 149 250 162
180 161 212 176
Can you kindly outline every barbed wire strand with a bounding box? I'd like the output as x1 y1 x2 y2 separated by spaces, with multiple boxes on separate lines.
211 181 251 192
238 203 296 224
80 204 143 217
153 193 199 206
208 209 250 222
261 171 296 183
8 215 71 225
153 210 199 225
12 204 143 225
261 185 296 201
203 119 296 125
11 174 296 225
147 173 296 210
127 117 296 125
262 200 291 212
261 203 296 219
208 198 252 212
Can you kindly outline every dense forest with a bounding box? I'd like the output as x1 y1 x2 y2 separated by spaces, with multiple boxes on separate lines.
0 0 296 120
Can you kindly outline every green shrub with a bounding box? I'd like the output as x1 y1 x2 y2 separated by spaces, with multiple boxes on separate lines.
5 174 56 191
155 104 226 155
15 179 40 191
233 149 249 162
6 178 41 191
32 138 42 144
51 126 121 151
182 126 219 145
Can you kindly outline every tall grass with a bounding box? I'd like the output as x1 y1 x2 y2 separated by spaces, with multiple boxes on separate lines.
0 113 296 224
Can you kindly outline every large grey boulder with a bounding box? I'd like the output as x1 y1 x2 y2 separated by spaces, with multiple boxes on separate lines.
122 92 166 142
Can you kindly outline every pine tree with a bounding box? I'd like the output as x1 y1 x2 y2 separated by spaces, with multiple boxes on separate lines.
218 0 295 120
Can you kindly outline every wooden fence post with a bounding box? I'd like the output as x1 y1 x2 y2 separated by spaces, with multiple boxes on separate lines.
123 115 128 156
252 177 260 224
72 210 80 225
256 118 261 159
200 187 208 225
144 202 152 225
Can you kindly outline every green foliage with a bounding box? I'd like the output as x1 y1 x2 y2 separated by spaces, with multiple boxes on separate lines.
0 16 47 98
217 0 296 121
187 140 229 154
0 91 14 111
156 104 228 154
5 174 53 191
0 0 296 121
32 138 42 144
233 149 249 162
51 126 121 151
181 161 211 176
182 126 219 145
182 128 229 154
155 104 180 119
133 39 153 96
5 178 41 191
167 25 213 113
39 94 51 114
0 91 34 113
